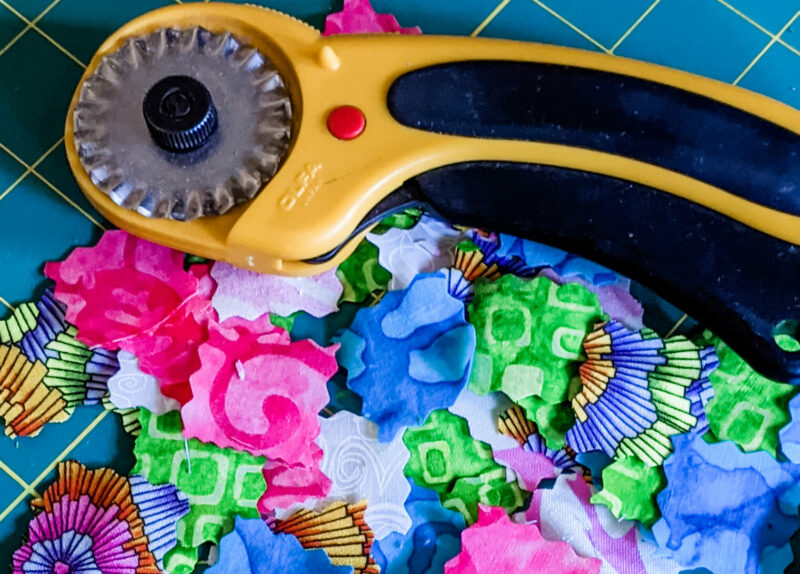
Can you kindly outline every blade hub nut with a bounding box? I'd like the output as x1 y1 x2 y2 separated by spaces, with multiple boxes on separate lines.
143 75 217 153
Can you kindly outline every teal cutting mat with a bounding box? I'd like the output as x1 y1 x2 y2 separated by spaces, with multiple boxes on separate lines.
0 0 799 568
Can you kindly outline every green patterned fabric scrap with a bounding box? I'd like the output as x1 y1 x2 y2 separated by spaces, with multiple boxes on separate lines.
403 409 526 524
468 275 604 446
132 409 267 573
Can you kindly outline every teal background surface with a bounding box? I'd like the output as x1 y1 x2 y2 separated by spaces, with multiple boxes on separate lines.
1 0 799 568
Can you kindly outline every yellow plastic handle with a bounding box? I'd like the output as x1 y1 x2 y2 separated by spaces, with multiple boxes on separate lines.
65 2 800 275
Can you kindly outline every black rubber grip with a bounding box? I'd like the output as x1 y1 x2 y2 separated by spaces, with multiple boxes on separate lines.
412 161 800 384
388 61 800 215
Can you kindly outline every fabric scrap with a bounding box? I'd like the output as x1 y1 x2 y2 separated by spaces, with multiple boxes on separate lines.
338 272 475 441
16 287 68 364
440 468 527 525
373 480 466 574
0 299 39 346
132 409 267 574
566 321 714 466
780 392 800 462
496 404 588 487
259 444 332 516
403 409 526 524
0 344 69 437
108 350 180 413
468 274 604 448
210 262 342 320
45 231 214 403
700 331 799 457
444 505 601 573
208 516 352 574
182 314 336 466
269 500 380 573
652 433 800 574
448 387 519 453
313 411 412 539
368 215 460 291
323 0 421 35
526 472 684 573
43 326 116 408
590 457 666 527
13 461 188 573
403 410 500 494
336 240 392 304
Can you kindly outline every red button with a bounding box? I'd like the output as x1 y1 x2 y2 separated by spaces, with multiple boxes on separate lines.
327 106 366 140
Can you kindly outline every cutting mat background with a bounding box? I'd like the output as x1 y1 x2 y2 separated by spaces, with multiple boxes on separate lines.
0 0 798 568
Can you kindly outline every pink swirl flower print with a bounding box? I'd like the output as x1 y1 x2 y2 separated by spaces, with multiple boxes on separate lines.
45 231 217 404
45 231 200 347
258 444 332 516
182 314 337 467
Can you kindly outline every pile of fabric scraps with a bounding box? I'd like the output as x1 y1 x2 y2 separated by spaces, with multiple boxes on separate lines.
10 202 800 573
6 2 800 573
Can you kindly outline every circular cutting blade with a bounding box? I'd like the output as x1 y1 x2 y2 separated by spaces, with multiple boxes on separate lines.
72 27 292 221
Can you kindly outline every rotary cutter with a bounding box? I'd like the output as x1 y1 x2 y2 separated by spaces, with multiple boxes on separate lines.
66 3 800 383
